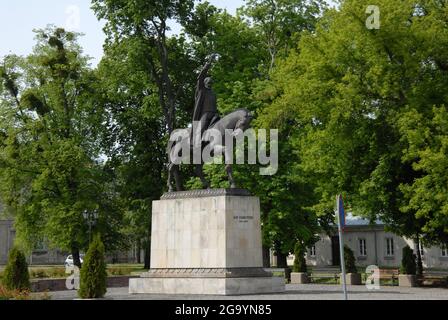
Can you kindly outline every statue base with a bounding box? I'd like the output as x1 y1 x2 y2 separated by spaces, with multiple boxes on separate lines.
129 189 285 295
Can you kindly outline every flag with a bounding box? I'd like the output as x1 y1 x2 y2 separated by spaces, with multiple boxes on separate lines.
338 195 345 228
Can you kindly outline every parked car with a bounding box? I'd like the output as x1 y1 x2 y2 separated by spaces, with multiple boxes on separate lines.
64 254 84 267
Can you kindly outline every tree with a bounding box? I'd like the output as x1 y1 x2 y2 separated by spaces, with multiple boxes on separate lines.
292 241 307 273
92 0 330 268
258 0 448 249
185 3 266 115
400 245 417 275
78 234 107 299
0 27 125 268
242 0 328 72
344 245 357 274
92 0 195 135
183 1 327 267
93 0 202 266
2 247 30 291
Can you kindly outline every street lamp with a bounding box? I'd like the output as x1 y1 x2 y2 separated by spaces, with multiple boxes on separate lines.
83 209 99 245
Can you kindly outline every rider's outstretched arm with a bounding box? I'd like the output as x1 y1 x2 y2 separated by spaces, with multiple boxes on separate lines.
197 55 214 90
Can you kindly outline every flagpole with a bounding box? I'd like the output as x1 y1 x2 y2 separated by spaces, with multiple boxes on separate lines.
337 194 348 300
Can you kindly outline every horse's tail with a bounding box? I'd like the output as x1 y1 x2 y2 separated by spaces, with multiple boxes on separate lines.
166 138 178 167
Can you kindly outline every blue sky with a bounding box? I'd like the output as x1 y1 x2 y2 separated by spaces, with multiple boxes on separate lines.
0 0 244 67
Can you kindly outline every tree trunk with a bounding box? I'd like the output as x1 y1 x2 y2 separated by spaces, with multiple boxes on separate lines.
262 246 271 268
274 250 290 283
415 236 423 276
136 240 141 264
276 251 288 268
143 240 151 270
72 247 82 269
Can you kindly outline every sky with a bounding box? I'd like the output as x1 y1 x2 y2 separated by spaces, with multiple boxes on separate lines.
0 0 245 67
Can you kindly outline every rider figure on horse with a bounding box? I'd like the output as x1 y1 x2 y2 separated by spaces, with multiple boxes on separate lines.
192 54 220 147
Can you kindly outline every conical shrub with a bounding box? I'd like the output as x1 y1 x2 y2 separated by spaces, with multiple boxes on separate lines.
2 247 30 291
78 235 107 299
292 242 307 273
344 245 357 273
400 246 417 275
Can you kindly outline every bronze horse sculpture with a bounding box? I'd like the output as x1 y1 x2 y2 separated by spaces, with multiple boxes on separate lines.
166 109 253 192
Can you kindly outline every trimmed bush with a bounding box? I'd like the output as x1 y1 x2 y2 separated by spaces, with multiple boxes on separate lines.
400 246 417 275
78 235 107 299
292 242 307 273
344 245 357 273
2 247 30 291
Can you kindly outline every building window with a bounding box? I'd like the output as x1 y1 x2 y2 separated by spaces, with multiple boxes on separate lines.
358 239 367 256
385 238 394 256
441 245 448 257
309 245 316 257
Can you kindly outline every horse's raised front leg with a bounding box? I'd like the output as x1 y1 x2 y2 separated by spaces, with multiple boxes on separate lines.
226 164 237 189
173 165 184 191
195 164 210 189
222 145 237 189
167 163 174 192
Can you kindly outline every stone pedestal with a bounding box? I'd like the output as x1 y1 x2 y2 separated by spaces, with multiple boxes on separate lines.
291 272 309 284
342 273 362 285
129 189 285 295
398 274 416 287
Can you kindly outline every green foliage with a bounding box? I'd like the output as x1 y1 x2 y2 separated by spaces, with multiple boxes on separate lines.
2 247 30 291
259 0 448 245
0 26 126 262
92 0 203 267
78 235 107 299
400 246 417 275
242 0 327 71
3 0 446 274
184 1 326 260
344 245 357 274
292 242 307 273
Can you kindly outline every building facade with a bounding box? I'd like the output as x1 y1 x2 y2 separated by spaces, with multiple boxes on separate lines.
1 199 142 265
0 217 138 265
299 216 448 270
0 219 15 265
306 217 448 270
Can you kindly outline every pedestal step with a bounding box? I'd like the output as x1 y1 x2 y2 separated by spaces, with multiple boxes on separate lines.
129 276 285 295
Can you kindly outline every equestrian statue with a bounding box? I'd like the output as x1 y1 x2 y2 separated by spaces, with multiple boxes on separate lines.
167 54 253 192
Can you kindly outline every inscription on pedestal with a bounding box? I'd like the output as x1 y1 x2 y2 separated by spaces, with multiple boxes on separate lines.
233 216 254 223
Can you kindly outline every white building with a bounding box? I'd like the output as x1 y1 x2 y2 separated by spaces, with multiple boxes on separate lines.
300 215 448 269
0 218 15 265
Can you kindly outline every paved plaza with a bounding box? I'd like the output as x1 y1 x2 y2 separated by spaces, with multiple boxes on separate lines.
44 284 448 300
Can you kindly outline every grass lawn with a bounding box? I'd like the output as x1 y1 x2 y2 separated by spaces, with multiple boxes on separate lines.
0 264 147 280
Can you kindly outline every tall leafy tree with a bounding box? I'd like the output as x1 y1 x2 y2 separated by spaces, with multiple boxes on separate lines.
259 0 448 258
92 0 196 134
183 1 326 266
97 38 173 268
92 0 201 267
0 27 124 268
242 0 328 72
